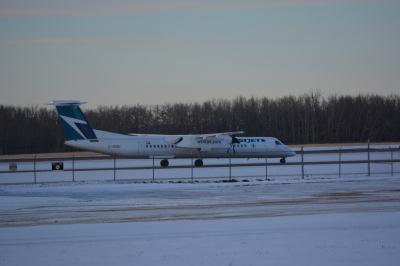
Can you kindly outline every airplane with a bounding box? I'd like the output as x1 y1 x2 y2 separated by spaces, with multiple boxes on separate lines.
49 100 296 167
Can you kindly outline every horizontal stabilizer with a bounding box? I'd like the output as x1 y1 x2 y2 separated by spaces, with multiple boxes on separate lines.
47 100 87 106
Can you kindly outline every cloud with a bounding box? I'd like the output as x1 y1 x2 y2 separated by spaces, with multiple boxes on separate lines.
0 0 395 18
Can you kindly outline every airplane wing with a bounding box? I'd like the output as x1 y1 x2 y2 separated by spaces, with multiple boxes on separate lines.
174 131 244 150
129 131 244 137
128 131 245 148
197 131 245 139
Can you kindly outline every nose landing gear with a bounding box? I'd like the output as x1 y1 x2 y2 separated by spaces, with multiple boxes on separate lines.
280 157 286 164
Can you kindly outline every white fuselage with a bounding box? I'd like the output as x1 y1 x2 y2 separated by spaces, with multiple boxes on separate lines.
65 130 296 159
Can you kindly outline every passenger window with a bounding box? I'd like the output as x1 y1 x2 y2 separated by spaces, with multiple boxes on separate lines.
275 140 282 145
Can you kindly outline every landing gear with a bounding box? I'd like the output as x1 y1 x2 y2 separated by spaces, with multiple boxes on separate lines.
280 157 286 164
194 159 203 167
160 159 169 167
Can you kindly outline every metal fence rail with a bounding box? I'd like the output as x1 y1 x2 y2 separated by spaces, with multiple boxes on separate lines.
1 147 398 163
0 145 399 185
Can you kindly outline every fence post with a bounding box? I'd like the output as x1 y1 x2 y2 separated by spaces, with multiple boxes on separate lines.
152 157 155 183
339 147 342 177
113 154 116 181
391 148 394 176
33 155 37 184
301 146 304 179
191 158 194 183
72 153 75 182
265 158 268 180
367 140 371 176
229 156 232 181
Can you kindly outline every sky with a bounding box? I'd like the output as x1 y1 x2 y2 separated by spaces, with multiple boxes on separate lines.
0 0 399 107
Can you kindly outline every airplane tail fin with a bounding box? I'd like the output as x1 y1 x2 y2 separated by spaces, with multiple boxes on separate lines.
49 100 97 141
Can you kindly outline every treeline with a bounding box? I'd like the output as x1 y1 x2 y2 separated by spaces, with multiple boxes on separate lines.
1 93 400 154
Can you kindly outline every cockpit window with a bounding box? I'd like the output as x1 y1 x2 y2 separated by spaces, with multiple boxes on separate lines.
275 140 282 145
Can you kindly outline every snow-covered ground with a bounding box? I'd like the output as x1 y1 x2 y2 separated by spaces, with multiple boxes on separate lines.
0 175 400 265
1 174 400 226
1 212 399 266
1 145 400 265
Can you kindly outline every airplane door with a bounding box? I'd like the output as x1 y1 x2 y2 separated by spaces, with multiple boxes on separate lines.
253 140 266 155
137 140 145 155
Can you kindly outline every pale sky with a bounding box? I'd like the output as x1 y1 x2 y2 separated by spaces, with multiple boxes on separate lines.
0 0 399 107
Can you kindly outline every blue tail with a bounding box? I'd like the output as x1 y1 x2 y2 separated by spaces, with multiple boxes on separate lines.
50 100 97 141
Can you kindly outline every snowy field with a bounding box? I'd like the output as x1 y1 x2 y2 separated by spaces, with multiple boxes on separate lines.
1 211 400 266
0 144 400 265
1 174 400 265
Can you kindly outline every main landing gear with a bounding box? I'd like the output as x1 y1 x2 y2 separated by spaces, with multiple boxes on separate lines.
160 159 169 167
160 159 203 167
194 159 203 167
280 157 286 164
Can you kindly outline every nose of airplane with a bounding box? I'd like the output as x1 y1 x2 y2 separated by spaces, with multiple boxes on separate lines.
286 147 296 157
